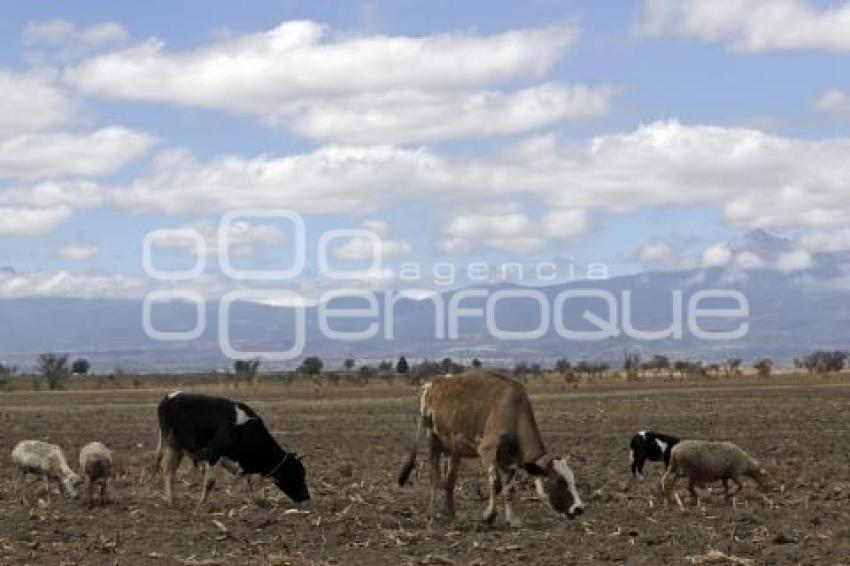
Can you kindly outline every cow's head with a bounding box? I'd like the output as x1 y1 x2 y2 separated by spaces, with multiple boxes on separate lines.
271 453 310 504
525 455 584 519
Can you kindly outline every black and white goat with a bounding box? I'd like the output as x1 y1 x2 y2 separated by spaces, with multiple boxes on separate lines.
629 430 679 479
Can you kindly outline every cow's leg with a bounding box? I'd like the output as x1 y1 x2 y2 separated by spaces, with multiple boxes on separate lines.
162 444 183 505
502 466 523 528
151 428 165 482
196 462 217 511
443 454 460 520
482 464 501 523
426 435 442 521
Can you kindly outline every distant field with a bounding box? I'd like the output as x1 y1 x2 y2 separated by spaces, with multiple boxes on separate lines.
2 377 850 564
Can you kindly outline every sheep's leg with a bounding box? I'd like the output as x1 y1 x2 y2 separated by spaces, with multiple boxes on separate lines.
482 464 501 523
687 480 699 505
722 478 737 503
443 454 460 520
426 435 442 522
18 470 28 505
731 477 743 497
42 473 51 504
84 478 94 508
660 469 678 500
502 466 522 528
100 479 110 505
162 445 182 505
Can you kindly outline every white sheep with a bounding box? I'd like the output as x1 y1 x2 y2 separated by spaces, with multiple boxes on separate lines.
79 442 114 507
10 440 82 504
661 440 770 504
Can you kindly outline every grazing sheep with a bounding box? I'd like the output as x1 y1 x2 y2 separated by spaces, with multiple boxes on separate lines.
661 440 769 504
79 442 114 507
10 440 82 504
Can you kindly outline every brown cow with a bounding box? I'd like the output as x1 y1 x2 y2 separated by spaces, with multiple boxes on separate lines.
398 370 583 526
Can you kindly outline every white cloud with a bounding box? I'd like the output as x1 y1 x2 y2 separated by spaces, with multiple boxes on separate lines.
777 248 813 272
152 219 287 258
636 240 683 270
23 20 128 47
57 243 99 260
279 83 615 144
0 127 156 180
799 228 850 252
734 250 765 269
330 220 411 260
636 0 850 52
0 180 105 209
702 242 733 267
64 21 595 142
0 269 146 299
439 209 586 254
66 21 579 109
0 69 75 137
114 145 470 215
813 89 850 120
540 208 587 240
0 206 71 236
114 121 850 238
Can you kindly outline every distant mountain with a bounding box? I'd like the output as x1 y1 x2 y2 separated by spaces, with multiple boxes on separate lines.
1 264 848 372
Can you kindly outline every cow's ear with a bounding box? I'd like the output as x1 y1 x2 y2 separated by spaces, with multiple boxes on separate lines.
523 462 547 476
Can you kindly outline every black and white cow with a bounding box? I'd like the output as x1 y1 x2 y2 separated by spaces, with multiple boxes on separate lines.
156 391 309 506
629 430 679 479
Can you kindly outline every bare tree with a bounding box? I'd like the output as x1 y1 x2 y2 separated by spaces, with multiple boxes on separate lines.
724 358 743 378
299 356 324 377
37 353 70 390
396 356 409 374
623 351 641 380
754 358 773 378
0 362 17 389
234 358 261 386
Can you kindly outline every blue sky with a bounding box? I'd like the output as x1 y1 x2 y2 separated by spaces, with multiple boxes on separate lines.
1 1 849 299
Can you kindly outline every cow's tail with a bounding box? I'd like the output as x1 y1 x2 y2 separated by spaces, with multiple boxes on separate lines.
398 383 432 486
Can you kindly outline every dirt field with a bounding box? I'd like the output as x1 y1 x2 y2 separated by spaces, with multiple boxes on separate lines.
2 378 850 565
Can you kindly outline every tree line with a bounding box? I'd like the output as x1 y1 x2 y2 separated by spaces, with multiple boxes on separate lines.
1 349 847 391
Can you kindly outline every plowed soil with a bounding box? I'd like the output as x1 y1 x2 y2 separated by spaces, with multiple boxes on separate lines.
2 379 849 564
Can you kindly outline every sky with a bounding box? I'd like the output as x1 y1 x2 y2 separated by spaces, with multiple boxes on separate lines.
1 0 850 301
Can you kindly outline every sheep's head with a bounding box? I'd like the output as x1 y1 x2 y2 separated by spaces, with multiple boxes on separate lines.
62 473 83 499
749 462 771 489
